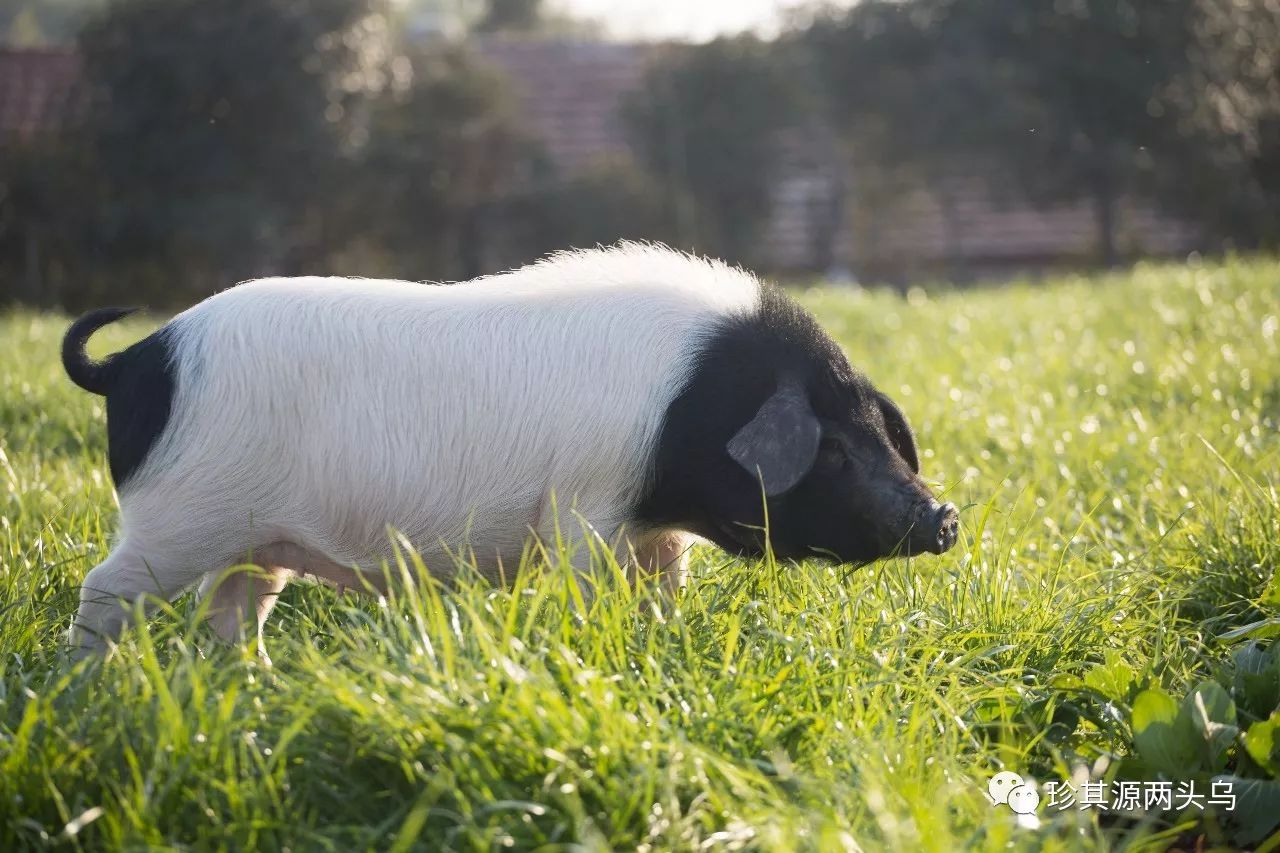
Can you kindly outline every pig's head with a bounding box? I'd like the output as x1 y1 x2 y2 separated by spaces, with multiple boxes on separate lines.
720 373 959 563
638 286 957 565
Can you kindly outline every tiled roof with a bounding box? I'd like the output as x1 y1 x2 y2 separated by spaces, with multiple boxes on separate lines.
0 47 80 140
474 37 651 174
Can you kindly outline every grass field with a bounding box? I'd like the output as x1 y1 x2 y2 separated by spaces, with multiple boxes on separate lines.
2 258 1278 851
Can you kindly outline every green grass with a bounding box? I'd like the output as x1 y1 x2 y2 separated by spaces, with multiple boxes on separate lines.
2 258 1279 850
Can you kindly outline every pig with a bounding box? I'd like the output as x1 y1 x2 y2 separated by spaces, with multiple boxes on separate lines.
61 243 958 659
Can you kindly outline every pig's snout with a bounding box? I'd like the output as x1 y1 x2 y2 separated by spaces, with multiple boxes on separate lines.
909 501 959 555
931 502 960 553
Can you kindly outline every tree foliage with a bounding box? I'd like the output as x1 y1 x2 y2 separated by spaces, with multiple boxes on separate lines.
335 44 529 280
0 0 104 45
806 0 1202 263
498 158 694 264
805 0 1280 256
624 36 806 265
76 0 407 292
10 0 535 302
475 0 541 33
1157 0 1280 245
6 0 1280 305
0 138 100 305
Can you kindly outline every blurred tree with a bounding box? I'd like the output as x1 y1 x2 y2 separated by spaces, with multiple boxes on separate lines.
76 0 408 297
499 157 693 263
806 0 1198 266
394 0 594 38
476 0 541 33
0 140 100 306
975 0 1196 265
337 44 530 280
1 0 104 45
803 2 1002 185
473 0 599 37
1156 0 1280 246
624 36 808 266
393 0 473 40
5 7 43 45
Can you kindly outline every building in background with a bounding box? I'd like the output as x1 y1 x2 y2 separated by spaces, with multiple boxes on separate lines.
0 41 1200 286
472 37 1199 282
475 37 856 277
847 177 1201 285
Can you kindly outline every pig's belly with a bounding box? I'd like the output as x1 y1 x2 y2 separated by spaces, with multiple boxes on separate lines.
259 479 546 576
253 530 526 589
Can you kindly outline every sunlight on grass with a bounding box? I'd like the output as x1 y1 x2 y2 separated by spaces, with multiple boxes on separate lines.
1 257 1277 848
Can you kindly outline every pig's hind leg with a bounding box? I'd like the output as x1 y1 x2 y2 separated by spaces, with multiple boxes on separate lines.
196 565 291 663
630 529 696 594
195 541 385 662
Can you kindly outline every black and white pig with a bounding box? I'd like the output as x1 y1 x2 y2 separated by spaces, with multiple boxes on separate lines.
62 243 958 658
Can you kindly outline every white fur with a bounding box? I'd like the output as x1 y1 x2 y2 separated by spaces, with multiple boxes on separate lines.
72 244 760 656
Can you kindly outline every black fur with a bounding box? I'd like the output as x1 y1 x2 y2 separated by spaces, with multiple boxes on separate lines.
62 307 140 395
874 392 920 474
62 310 177 489
634 285 934 564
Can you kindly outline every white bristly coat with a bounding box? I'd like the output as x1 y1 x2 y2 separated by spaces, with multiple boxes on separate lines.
73 245 763 658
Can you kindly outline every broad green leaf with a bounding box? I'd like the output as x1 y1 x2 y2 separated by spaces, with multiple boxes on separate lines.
1049 673 1084 690
1261 569 1280 609
1183 681 1239 772
1212 776 1280 845
1234 640 1270 675
1084 651 1137 700
1185 681 1237 726
1244 713 1280 776
1268 640 1280 673
1132 688 1199 776
1234 642 1280 717
1238 671 1280 720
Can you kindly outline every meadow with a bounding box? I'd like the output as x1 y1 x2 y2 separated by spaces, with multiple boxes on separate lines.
1 258 1278 851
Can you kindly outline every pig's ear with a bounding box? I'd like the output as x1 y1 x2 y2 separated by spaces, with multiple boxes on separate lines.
876 392 920 473
726 376 821 496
